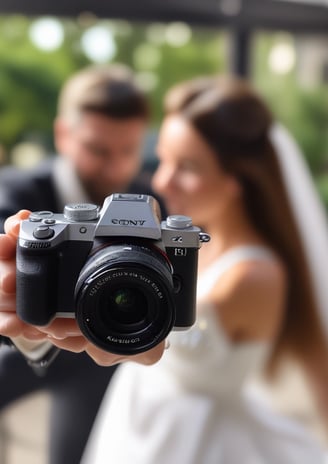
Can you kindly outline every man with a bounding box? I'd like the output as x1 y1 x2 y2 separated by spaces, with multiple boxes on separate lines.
0 63 163 464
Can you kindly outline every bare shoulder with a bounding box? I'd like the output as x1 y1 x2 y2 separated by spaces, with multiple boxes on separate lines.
209 256 287 342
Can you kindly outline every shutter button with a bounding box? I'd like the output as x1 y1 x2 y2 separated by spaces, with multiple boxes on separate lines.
33 225 55 239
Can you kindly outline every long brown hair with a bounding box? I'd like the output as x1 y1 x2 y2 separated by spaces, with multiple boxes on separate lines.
164 75 328 372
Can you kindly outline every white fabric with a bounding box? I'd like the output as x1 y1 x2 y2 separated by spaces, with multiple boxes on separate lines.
82 245 326 464
270 124 328 335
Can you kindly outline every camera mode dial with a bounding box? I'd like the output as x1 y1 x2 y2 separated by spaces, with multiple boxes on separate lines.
166 215 192 229
64 203 99 222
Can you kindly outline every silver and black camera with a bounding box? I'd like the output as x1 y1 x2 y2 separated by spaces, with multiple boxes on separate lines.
17 193 209 355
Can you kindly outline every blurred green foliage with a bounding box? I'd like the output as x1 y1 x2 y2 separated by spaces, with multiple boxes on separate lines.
0 15 327 204
253 32 328 204
0 16 227 153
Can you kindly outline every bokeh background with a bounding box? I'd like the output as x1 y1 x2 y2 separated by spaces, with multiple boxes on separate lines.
0 2 327 463
0 0 327 203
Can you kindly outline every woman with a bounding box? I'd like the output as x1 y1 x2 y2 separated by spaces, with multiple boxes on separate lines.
82 75 328 463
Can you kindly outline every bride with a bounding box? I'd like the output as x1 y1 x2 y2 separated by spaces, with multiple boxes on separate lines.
82 74 328 463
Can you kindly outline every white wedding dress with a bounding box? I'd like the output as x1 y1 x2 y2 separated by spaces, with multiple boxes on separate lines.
82 245 326 464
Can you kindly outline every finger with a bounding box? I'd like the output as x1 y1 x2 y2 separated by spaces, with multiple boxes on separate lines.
21 327 49 341
47 336 88 353
130 340 165 365
84 340 165 367
0 312 27 338
0 291 16 313
0 234 17 259
0 210 31 259
0 260 16 294
39 318 82 339
4 210 30 238
85 343 124 366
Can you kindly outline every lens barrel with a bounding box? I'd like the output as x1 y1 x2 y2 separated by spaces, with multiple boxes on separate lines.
75 242 175 355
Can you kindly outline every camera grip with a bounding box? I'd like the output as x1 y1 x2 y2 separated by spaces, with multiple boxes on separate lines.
16 247 58 325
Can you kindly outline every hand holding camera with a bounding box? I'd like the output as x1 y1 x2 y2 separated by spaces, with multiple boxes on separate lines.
0 209 167 368
17 193 209 357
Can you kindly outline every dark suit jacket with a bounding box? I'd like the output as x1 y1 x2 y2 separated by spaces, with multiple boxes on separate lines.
0 157 166 232
0 159 59 231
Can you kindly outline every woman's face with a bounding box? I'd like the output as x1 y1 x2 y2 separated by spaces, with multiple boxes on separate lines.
152 115 239 227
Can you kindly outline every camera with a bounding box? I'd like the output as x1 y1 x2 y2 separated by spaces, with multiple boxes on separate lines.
17 193 210 355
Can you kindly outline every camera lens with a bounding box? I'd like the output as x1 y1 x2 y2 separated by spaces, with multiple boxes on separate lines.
102 287 148 326
74 242 175 355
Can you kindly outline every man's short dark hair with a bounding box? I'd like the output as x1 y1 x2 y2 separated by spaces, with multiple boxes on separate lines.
57 64 149 122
